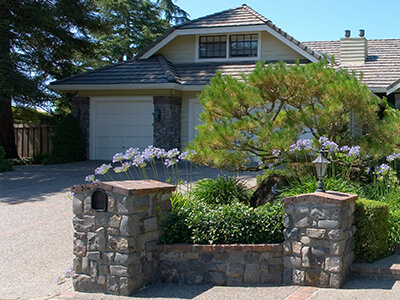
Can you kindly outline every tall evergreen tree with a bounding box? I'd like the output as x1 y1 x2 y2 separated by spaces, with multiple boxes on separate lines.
94 0 189 62
0 0 104 158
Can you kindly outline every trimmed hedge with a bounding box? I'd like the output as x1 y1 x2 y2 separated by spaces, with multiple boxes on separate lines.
0 146 13 172
46 114 86 164
354 198 391 262
162 192 284 245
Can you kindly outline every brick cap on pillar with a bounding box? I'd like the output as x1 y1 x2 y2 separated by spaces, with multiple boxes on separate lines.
71 180 176 196
281 191 358 206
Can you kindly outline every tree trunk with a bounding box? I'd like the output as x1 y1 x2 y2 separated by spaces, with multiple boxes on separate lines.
0 95 18 159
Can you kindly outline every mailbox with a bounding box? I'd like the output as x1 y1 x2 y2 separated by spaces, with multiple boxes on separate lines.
91 189 108 211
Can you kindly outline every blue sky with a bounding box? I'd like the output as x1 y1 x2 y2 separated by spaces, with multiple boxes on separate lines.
177 0 400 41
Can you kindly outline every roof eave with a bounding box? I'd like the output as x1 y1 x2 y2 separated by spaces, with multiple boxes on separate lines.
49 83 205 92
139 24 321 63
387 80 400 95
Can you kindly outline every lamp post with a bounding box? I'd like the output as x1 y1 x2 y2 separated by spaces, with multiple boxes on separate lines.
312 148 330 192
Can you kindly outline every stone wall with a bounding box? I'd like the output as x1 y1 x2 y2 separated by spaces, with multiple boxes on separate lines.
71 181 358 296
153 96 181 150
71 97 90 157
71 180 175 295
157 244 283 286
281 192 357 288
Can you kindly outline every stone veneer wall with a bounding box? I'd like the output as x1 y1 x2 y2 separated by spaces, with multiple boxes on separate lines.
157 244 283 285
281 192 357 288
71 182 358 296
153 96 181 150
71 97 90 158
71 180 175 295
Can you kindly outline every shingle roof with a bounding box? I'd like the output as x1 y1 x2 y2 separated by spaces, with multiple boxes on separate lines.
303 39 400 91
51 56 179 86
136 4 323 61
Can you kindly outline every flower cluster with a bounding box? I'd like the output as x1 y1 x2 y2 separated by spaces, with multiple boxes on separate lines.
272 149 281 156
386 153 400 162
56 266 74 285
340 145 361 157
94 163 112 175
374 163 391 180
289 139 314 152
318 136 339 153
86 146 197 183
85 174 98 183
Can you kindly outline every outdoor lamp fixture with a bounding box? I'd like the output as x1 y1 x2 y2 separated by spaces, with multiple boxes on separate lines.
312 148 330 192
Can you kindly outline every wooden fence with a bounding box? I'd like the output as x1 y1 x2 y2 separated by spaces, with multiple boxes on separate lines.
14 124 56 157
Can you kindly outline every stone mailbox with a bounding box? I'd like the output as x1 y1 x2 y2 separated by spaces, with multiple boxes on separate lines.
281 192 357 288
71 180 175 296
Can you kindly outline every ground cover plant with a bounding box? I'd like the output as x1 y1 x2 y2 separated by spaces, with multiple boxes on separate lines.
265 136 400 261
162 178 284 245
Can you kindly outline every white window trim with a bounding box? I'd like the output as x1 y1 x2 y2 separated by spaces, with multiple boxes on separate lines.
195 32 262 62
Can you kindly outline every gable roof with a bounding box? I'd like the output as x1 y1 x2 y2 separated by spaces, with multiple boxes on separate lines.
136 4 323 62
303 39 400 94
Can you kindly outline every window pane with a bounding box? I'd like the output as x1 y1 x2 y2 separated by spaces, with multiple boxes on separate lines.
199 35 226 58
230 34 258 57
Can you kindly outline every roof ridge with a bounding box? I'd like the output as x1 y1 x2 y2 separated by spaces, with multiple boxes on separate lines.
156 55 181 84
242 4 323 62
175 5 246 29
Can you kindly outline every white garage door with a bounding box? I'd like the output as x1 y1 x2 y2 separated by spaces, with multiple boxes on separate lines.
91 98 153 160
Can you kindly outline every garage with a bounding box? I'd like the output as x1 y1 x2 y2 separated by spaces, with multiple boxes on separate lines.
90 97 154 160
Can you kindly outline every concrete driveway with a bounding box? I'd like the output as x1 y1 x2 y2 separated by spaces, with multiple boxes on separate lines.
0 160 259 299
1 161 400 300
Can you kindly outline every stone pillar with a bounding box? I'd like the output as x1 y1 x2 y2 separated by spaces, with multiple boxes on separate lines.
153 96 181 150
71 180 175 296
281 192 357 288
71 97 90 157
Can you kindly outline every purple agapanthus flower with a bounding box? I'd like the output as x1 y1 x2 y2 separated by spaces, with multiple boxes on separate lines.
348 146 361 157
124 147 138 160
289 139 314 153
94 163 112 175
272 149 281 156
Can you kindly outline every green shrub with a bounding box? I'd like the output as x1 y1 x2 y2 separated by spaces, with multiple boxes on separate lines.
389 209 400 250
256 168 292 184
278 176 362 199
162 192 284 244
191 175 250 206
0 146 13 172
354 198 391 262
47 114 86 164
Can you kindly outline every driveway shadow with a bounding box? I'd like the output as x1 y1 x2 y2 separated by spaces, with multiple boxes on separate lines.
0 160 260 205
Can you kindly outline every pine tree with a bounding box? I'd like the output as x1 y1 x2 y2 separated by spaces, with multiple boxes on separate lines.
187 59 400 171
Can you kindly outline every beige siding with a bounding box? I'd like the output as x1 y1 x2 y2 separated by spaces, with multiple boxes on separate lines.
261 32 305 61
181 98 189 146
156 35 196 63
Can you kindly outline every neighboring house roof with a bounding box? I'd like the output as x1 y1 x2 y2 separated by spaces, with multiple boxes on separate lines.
303 39 400 93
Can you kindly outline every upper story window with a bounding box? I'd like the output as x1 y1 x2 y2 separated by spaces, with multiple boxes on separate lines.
230 34 258 57
199 35 227 58
198 33 259 59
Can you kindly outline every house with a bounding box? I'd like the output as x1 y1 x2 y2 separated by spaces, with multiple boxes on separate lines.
50 4 400 160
